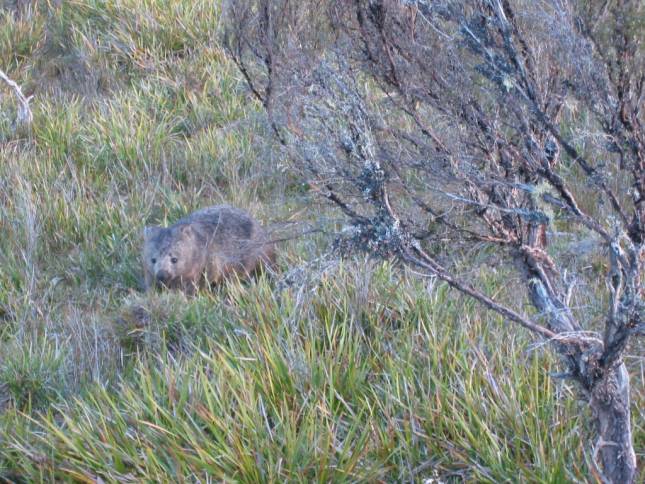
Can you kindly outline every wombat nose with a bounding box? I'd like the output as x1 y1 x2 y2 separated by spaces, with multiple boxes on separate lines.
156 270 171 284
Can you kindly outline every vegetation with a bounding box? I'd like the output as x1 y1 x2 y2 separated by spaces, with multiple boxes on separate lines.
225 1 645 481
0 1 642 482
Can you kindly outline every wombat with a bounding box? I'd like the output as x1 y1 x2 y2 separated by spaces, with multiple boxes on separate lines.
143 205 275 293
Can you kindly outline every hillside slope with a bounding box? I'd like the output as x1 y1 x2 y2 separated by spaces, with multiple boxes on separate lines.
0 1 642 481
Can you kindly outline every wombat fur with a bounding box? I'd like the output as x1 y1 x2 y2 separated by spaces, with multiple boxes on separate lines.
143 205 275 293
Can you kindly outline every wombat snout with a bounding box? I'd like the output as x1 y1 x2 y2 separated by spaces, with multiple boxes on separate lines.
155 270 171 286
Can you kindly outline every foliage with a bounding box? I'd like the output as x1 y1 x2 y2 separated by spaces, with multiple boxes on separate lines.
0 0 642 482
223 0 644 481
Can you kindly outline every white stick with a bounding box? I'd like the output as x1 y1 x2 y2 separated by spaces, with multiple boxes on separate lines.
0 68 33 127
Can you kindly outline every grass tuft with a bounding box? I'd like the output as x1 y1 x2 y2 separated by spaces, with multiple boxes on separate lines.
0 338 67 412
0 1 641 482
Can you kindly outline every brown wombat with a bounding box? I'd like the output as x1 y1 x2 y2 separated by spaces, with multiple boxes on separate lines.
143 205 275 293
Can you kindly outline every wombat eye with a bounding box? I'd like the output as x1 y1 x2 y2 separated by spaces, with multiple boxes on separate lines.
171 257 178 264
151 258 157 264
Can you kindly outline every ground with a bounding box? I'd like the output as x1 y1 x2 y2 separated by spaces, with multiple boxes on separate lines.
0 1 642 481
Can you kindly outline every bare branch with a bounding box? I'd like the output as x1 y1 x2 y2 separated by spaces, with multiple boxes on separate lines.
224 1 643 481
0 68 33 129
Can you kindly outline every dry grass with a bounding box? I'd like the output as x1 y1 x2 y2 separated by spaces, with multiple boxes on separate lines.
0 1 642 482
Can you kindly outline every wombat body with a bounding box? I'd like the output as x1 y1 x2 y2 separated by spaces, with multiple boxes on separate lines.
143 205 275 293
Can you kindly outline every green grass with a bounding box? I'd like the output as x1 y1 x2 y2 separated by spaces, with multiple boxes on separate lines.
0 1 642 482
0 270 593 482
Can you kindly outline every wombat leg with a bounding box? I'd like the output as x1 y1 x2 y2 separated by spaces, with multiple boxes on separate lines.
181 279 199 296
206 268 223 286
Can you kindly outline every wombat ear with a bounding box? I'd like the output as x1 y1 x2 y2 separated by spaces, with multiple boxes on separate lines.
179 224 194 238
144 226 161 240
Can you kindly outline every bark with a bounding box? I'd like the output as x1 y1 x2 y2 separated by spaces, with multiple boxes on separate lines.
590 363 637 484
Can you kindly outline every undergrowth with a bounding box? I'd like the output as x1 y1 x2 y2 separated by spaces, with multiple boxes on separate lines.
0 1 642 482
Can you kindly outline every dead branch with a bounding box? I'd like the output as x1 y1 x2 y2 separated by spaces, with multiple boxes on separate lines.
0 68 33 129
224 1 643 481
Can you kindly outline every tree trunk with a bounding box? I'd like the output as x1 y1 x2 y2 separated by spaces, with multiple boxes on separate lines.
589 362 637 484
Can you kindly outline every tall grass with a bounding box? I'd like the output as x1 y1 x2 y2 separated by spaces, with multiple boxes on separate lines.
0 269 596 482
0 1 642 482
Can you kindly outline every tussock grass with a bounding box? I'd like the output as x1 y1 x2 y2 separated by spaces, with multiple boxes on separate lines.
1 269 592 482
0 1 642 482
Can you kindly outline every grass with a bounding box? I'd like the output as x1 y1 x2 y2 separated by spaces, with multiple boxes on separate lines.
0 1 642 482
0 270 593 482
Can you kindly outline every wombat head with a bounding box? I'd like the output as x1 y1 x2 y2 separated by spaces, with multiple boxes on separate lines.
143 224 201 289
